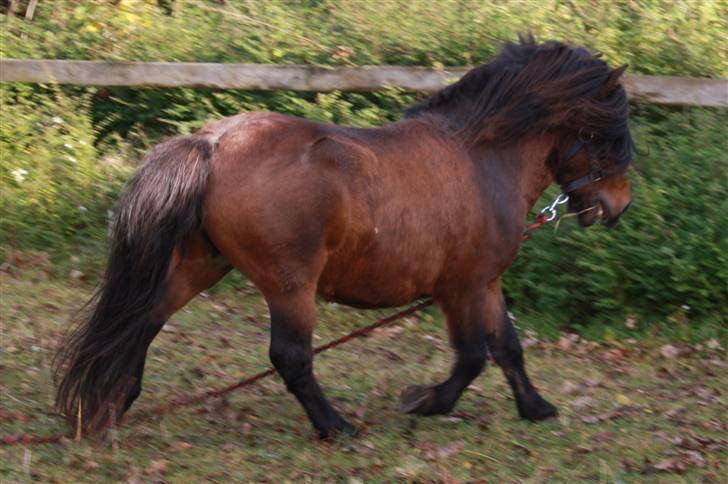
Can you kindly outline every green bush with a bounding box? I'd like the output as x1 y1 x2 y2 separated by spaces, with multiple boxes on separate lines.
0 85 130 260
2 0 726 76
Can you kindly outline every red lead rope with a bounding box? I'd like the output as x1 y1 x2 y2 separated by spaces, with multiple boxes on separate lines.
145 299 433 417
3 211 554 446
1 300 433 447
522 213 550 240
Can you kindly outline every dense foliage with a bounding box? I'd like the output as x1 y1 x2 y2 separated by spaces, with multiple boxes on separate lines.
1 1 726 338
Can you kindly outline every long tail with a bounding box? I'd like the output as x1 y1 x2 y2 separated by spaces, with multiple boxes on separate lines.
53 134 213 433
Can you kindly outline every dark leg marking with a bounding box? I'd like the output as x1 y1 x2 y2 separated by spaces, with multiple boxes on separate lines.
269 306 355 439
486 312 557 421
400 308 489 415
400 285 557 422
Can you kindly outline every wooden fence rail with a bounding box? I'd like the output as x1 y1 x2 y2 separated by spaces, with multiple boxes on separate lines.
1 59 726 107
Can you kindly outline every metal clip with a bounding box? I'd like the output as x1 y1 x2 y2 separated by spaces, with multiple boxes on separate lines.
540 193 569 221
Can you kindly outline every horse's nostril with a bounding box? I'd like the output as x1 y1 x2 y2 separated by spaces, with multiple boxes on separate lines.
605 200 631 228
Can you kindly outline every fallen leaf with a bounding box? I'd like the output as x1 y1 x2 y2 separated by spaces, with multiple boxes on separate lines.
69 269 84 280
659 344 680 359
580 411 621 424
592 431 616 443
657 367 675 379
708 358 728 368
558 334 579 352
602 348 628 362
571 396 595 410
561 381 584 395
417 441 466 461
653 458 682 473
615 393 632 406
584 378 602 388
432 441 465 460
681 450 706 468
694 386 721 403
664 407 685 421
706 339 723 351
143 459 168 476
127 466 142 484
168 441 192 452
332 45 353 59
643 450 706 474
659 344 692 359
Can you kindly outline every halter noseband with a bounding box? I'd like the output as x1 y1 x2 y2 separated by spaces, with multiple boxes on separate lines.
559 131 603 194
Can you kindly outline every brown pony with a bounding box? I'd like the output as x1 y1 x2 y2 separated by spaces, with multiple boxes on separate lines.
55 37 634 439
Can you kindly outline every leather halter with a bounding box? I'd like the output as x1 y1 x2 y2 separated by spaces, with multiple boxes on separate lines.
559 132 603 194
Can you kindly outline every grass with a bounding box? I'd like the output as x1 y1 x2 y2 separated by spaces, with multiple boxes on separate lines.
1 270 726 482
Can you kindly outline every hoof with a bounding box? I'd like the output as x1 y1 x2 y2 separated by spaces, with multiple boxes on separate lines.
318 418 357 440
399 385 438 415
517 394 558 421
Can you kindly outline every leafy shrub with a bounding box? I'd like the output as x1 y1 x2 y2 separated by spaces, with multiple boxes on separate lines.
2 0 726 76
0 85 130 262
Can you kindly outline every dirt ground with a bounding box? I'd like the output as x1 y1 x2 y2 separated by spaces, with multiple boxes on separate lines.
1 272 726 482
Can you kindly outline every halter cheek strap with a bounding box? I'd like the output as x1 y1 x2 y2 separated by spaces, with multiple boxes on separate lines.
558 134 603 194
560 170 603 193
562 138 587 163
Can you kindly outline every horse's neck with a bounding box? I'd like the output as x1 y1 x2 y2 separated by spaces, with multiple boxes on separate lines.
470 135 557 218
416 111 557 216
410 113 558 220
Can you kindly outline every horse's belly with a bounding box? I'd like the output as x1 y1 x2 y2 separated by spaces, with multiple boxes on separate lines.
317 249 440 308
317 277 425 308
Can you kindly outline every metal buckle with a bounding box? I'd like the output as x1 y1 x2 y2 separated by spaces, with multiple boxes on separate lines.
540 193 569 221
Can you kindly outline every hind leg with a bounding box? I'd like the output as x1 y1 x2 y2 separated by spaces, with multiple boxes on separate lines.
266 287 355 439
122 232 230 414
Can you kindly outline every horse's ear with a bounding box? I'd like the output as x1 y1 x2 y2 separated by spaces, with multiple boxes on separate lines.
601 64 628 97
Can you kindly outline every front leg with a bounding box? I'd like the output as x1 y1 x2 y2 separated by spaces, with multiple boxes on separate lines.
400 292 490 415
484 284 558 421
399 281 557 421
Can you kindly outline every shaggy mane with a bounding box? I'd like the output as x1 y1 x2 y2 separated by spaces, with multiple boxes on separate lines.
406 35 634 168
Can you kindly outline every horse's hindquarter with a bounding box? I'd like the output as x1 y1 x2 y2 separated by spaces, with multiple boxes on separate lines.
203 113 483 306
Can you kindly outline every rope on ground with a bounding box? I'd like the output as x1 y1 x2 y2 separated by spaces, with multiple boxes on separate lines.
0 298 433 447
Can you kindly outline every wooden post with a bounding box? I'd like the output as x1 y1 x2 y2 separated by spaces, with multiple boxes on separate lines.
7 0 20 16
24 0 38 21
